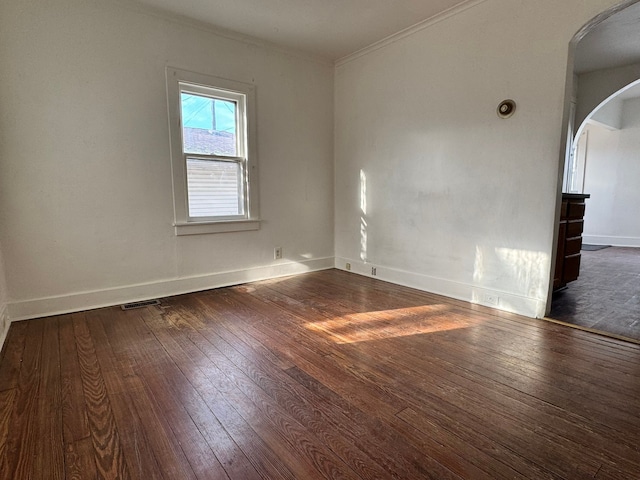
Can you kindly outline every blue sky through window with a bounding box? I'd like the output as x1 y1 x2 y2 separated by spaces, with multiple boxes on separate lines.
181 93 236 133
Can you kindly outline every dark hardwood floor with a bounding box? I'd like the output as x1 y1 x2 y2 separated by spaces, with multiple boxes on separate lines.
2 269 640 479
550 246 640 341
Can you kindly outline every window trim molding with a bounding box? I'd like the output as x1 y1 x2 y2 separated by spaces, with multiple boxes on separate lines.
166 67 260 234
174 219 260 236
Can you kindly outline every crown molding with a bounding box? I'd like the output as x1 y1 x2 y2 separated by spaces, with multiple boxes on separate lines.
112 0 334 67
336 0 489 67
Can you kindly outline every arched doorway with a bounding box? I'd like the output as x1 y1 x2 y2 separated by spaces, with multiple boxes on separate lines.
548 0 640 342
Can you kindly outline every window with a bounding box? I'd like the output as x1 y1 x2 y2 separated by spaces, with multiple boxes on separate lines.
166 68 259 235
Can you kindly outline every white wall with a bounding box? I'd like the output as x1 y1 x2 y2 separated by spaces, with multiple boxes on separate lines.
583 98 640 247
576 62 640 132
334 0 623 318
590 98 623 129
0 241 9 349
0 0 335 319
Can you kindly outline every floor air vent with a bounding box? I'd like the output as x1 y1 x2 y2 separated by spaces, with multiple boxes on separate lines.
120 299 161 310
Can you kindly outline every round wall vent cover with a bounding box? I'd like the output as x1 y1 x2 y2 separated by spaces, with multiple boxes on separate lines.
497 99 516 118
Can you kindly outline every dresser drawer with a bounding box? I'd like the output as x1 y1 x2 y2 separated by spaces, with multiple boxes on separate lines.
565 236 582 256
567 202 586 219
562 254 581 283
566 220 584 238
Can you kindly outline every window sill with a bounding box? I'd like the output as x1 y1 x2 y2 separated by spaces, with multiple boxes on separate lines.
174 219 260 236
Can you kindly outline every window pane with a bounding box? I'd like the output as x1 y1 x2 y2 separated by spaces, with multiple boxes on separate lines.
181 93 237 156
186 158 243 217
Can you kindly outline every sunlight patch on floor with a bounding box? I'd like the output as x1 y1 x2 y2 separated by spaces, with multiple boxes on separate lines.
305 304 483 344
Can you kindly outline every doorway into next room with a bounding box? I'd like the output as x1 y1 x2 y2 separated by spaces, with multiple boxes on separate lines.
550 109 640 342
550 246 640 342
549 0 640 343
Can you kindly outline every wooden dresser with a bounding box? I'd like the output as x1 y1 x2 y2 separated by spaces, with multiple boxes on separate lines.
554 193 590 290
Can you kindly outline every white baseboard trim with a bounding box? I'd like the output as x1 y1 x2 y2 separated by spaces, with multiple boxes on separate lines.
0 304 9 354
335 257 545 318
5 255 548 324
8 257 334 321
582 235 640 248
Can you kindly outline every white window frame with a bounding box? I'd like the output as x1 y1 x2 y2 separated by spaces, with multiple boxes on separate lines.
166 67 260 235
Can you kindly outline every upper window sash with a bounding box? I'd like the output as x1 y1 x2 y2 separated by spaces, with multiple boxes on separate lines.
178 82 247 159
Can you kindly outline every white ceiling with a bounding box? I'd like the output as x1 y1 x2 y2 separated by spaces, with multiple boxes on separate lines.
133 0 471 60
131 0 640 68
574 1 640 74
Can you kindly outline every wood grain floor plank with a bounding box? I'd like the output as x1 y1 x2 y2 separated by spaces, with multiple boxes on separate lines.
2 269 640 479
0 388 17 465
0 322 29 392
246 276 640 475
137 367 232 480
0 319 45 479
238 283 571 479
34 317 65 480
285 364 523 480
273 271 640 423
594 462 638 480
205 289 464 480
163 303 352 480
88 309 191 480
65 437 98 480
186 295 413 480
98 307 229 480
394 406 555 480
302 269 640 364
402 326 635 457
72 314 131 480
140 306 295 480
272 272 640 474
384 335 640 473
60 316 91 445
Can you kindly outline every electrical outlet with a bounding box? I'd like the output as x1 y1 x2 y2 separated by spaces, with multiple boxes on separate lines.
484 294 499 306
371 267 377 276
345 263 351 271
274 247 283 260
